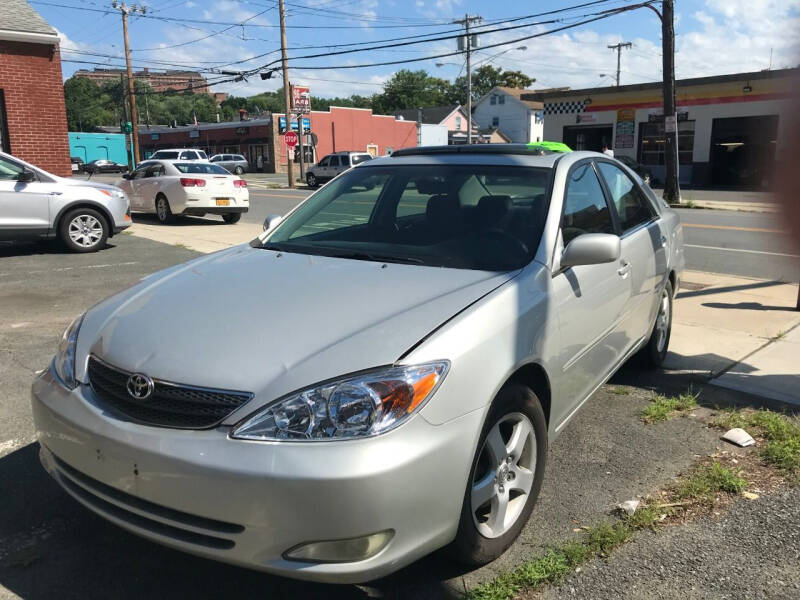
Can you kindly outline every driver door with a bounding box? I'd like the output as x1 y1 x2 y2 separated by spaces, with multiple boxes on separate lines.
126 165 150 209
0 156 50 238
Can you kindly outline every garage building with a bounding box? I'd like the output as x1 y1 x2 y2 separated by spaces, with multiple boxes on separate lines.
523 68 797 189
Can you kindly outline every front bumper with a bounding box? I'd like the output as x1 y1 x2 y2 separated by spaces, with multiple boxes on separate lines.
31 368 481 583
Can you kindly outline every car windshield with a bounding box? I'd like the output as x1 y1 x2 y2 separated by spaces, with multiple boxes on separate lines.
174 163 230 174
264 164 551 271
198 151 208 159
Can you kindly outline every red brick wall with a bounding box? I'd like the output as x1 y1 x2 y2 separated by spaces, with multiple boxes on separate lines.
0 40 71 176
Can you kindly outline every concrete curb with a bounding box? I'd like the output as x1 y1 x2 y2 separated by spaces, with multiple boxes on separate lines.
669 201 779 213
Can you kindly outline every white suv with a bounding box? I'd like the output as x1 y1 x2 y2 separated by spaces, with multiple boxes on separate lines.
305 151 372 187
149 149 208 161
0 151 131 252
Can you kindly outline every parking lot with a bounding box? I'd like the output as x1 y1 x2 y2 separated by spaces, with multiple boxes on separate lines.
1 232 746 599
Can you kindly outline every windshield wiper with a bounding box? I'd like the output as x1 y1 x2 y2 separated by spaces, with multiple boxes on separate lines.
329 251 424 265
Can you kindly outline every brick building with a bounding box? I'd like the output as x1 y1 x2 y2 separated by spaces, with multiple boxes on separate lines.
73 68 210 94
0 0 71 176
138 106 419 173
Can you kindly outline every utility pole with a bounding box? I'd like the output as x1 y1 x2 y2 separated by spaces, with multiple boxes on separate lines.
661 0 679 204
453 14 482 144
112 1 145 166
278 0 294 188
607 41 632 86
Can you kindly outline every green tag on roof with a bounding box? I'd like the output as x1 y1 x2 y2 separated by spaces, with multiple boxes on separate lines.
526 141 572 153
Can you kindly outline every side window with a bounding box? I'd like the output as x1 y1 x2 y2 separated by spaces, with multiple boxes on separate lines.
318 156 330 167
329 156 340 167
562 163 614 245
132 166 149 179
597 162 654 233
395 178 430 219
0 156 24 180
498 95 505 105
340 155 351 166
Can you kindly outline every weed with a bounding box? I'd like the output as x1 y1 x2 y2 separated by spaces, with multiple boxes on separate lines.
641 389 699 423
674 461 747 504
608 386 631 395
774 329 787 340
624 504 662 530
713 409 800 473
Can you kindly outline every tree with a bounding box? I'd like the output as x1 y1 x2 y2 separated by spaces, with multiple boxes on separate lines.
64 77 114 131
451 65 535 105
371 69 455 114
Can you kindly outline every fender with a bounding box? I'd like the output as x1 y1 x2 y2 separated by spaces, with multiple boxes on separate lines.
51 201 117 237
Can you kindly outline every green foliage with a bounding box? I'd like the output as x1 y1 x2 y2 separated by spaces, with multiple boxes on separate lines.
641 390 699 423
451 64 535 105
64 77 115 131
674 461 748 503
715 409 800 472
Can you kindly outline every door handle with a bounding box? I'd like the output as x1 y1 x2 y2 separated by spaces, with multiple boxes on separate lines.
617 260 631 278
49 191 62 196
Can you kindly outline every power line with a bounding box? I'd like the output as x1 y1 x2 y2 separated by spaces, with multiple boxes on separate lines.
264 4 654 72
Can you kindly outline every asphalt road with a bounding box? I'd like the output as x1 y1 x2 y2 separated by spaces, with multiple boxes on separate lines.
0 233 744 600
242 189 800 282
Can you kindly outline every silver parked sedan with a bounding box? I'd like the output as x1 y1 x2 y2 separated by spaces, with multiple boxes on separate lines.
32 145 683 583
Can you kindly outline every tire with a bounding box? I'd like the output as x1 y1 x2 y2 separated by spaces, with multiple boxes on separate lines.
222 213 241 224
306 173 318 188
155 194 175 224
449 383 548 566
639 279 673 368
59 207 109 253
234 166 244 175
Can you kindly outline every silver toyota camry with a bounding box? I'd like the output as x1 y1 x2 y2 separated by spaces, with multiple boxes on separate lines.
32 145 684 583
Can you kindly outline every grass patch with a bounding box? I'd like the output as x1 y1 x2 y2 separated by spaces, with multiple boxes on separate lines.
467 522 632 600
714 409 800 472
623 503 662 530
607 386 631 396
641 389 699 423
673 461 747 504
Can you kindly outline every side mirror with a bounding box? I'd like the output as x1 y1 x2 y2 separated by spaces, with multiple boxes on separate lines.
560 233 620 269
121 172 132 180
16 170 35 183
263 214 282 232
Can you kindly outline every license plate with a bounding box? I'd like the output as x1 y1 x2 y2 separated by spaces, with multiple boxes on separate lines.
215 198 231 206
71 164 78 171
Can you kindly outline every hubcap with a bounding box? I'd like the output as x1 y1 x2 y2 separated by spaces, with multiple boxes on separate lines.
471 412 536 538
157 199 168 220
68 215 103 247
655 288 671 353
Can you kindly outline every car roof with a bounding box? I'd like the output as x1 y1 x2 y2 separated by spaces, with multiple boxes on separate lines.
362 145 598 169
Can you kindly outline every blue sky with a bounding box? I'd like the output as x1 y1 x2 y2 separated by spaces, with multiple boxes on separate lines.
34 0 800 98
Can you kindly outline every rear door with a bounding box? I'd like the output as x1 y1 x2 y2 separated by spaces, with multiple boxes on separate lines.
596 160 665 348
326 155 340 180
336 154 351 176
551 160 632 430
0 156 51 237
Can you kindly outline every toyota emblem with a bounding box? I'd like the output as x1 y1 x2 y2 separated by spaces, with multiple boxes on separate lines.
126 373 154 400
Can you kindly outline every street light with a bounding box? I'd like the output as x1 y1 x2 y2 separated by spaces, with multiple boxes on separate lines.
435 61 462 68
599 73 618 86
476 45 528 66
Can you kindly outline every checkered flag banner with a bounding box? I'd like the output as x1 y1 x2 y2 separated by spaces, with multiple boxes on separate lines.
544 101 585 115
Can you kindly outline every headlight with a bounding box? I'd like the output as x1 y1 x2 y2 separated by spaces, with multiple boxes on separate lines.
231 362 448 441
52 314 84 389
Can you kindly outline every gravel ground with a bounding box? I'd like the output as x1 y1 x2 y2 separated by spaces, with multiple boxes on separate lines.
538 486 800 600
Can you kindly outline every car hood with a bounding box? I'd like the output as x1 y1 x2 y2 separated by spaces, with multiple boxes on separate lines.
76 244 514 412
53 175 121 194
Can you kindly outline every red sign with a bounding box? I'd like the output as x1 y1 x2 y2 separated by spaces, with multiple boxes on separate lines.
291 85 311 113
284 131 299 148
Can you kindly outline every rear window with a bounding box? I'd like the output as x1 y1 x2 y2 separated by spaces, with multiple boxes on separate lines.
174 163 230 174
154 151 178 159
351 154 372 165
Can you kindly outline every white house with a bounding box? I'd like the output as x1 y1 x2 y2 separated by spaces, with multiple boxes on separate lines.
472 87 544 143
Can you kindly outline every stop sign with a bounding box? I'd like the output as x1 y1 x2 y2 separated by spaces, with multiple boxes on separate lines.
284 131 299 148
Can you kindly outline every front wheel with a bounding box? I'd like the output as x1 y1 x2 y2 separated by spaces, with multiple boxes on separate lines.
234 166 244 175
639 279 673 367
59 208 108 253
449 383 548 566
222 213 241 224
306 173 317 188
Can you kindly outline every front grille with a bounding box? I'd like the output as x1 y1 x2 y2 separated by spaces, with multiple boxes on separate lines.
87 356 253 429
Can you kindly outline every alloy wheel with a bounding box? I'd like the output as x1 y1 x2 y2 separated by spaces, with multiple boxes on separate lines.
471 412 537 538
68 214 103 248
655 288 671 353
156 198 168 221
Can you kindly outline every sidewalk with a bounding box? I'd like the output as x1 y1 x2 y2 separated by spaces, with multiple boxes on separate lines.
652 188 779 213
666 269 800 405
